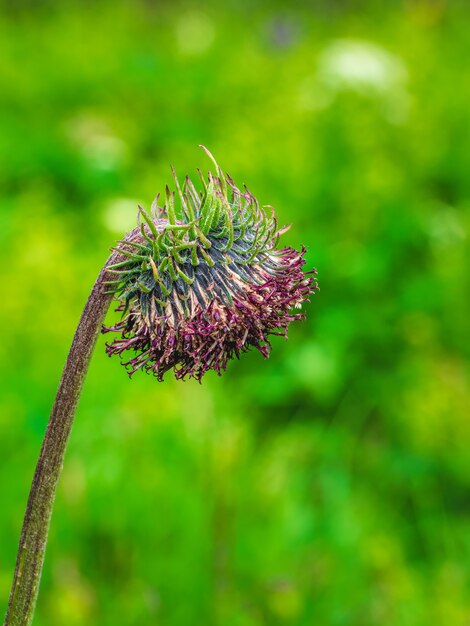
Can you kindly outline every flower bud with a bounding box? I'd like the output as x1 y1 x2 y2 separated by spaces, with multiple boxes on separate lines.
103 147 318 381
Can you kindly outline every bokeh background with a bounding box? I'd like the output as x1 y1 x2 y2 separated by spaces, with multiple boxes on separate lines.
1 1 469 624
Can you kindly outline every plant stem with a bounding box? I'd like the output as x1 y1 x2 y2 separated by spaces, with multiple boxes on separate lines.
3 229 140 626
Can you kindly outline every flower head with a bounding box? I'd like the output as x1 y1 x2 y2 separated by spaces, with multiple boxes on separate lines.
103 147 318 381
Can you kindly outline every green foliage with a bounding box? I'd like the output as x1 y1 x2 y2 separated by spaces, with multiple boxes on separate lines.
0 1 469 625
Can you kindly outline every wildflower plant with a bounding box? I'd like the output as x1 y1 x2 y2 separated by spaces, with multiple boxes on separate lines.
104 147 317 380
3 147 318 626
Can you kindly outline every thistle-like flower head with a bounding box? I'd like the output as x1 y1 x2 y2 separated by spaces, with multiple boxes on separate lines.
103 147 318 381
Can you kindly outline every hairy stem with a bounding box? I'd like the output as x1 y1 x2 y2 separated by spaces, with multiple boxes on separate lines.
3 229 140 626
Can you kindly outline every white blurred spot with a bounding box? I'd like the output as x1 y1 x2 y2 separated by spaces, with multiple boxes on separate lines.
299 39 410 122
428 203 467 246
176 11 215 56
319 39 407 92
103 197 140 234
65 115 127 170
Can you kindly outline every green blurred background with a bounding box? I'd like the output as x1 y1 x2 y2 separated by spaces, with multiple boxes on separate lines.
1 1 469 624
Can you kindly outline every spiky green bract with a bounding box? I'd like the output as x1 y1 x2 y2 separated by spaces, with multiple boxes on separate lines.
103 148 318 380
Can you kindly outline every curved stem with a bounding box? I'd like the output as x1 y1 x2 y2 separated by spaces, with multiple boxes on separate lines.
3 229 140 626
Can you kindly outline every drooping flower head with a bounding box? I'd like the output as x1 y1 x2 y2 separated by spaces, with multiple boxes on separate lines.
103 147 318 381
